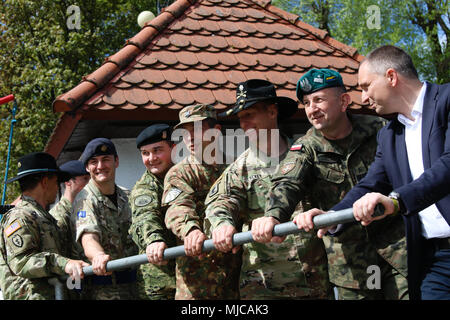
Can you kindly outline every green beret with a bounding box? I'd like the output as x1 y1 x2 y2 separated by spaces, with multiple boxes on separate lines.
296 68 345 102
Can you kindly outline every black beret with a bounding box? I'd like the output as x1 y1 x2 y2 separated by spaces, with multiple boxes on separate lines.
81 138 117 166
136 124 172 149
59 160 88 177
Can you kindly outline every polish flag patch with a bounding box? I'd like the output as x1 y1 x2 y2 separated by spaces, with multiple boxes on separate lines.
290 144 303 151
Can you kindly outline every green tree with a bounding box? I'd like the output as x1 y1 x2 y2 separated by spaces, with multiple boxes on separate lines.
0 0 157 203
274 0 449 83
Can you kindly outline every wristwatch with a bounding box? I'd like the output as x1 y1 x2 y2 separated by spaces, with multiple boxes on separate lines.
388 191 405 215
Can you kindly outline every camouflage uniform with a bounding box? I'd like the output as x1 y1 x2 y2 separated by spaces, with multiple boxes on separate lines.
74 180 138 300
0 195 71 300
265 114 408 300
162 156 241 300
50 192 91 299
129 170 176 300
205 140 331 300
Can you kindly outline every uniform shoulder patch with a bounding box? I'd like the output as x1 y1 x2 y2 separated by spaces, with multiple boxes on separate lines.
163 188 182 205
77 211 86 219
11 234 23 248
280 161 296 175
290 144 303 151
4 221 21 237
134 194 153 207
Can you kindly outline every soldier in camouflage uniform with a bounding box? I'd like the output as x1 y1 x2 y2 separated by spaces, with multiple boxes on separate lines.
129 124 176 299
162 104 241 300
75 138 138 300
49 160 90 299
205 79 331 300
50 160 90 258
0 152 88 299
262 69 408 299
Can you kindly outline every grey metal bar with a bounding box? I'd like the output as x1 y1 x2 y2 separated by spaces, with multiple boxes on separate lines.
55 204 385 298
48 277 65 300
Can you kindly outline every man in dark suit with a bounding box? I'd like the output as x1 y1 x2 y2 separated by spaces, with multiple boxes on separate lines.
295 45 450 300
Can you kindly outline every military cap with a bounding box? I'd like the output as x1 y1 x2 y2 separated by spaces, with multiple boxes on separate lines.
80 138 117 166
219 79 298 119
174 104 217 129
59 160 89 177
296 68 345 102
136 123 172 149
6 152 71 184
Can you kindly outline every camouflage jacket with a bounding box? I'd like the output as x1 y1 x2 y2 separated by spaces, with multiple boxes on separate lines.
129 170 176 300
205 140 330 299
265 114 407 289
50 192 88 261
162 156 241 299
74 180 137 260
0 195 70 300
129 170 176 249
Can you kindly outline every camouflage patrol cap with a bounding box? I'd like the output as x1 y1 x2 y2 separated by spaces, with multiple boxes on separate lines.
174 104 217 129
80 138 117 166
296 68 345 102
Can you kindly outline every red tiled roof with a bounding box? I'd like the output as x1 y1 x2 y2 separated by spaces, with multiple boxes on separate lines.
52 0 364 115
46 0 367 157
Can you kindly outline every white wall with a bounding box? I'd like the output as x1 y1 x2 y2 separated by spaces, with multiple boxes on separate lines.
111 138 146 191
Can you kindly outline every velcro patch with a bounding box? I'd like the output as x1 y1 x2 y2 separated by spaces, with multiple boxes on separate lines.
163 188 182 204
290 144 303 151
77 211 86 219
280 161 296 175
4 221 21 237
11 234 23 248
134 195 153 207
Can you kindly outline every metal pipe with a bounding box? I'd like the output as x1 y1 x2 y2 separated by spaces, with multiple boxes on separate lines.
53 205 385 298
60 204 385 279
48 277 65 300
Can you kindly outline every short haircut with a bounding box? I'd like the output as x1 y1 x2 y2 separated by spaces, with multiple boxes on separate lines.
363 45 418 79
19 173 56 193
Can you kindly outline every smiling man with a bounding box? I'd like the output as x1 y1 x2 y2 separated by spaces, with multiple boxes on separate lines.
262 69 408 300
205 79 331 300
75 138 138 300
128 124 177 300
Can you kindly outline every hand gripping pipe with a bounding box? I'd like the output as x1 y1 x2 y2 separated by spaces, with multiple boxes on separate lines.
54 204 385 299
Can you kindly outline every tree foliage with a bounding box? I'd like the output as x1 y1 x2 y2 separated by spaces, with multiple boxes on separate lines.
0 0 157 203
274 0 449 83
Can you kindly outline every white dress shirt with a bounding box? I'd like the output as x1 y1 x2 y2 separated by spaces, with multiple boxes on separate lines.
398 82 450 239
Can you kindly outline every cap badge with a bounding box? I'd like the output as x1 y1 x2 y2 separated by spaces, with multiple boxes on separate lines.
300 78 312 92
162 131 167 139
313 76 323 83
101 145 107 152
17 162 21 168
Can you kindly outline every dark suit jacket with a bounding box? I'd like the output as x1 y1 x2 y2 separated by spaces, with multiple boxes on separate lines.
332 82 450 300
